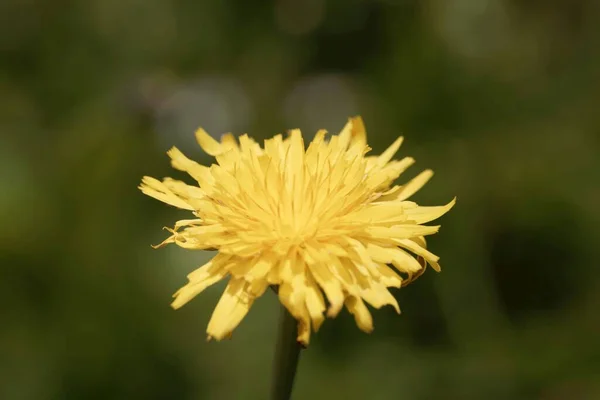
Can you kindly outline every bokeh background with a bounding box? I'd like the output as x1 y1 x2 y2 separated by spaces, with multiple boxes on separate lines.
2 0 600 399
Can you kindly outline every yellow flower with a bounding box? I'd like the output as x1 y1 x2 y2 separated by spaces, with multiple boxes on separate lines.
140 117 455 346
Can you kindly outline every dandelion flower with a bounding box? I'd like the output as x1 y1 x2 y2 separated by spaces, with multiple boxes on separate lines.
140 117 455 346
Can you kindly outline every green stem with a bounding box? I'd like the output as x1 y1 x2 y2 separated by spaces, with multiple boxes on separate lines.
270 300 302 400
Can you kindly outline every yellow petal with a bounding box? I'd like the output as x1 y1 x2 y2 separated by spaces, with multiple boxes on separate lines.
267 258 282 285
429 260 442 272
366 243 423 274
345 296 373 333
370 157 415 190
376 136 404 167
376 263 403 287
263 134 285 165
305 129 327 168
173 219 203 230
195 127 225 156
301 246 345 318
163 178 205 199
311 267 345 318
220 133 239 151
249 279 269 297
336 118 354 151
246 253 277 282
396 169 434 201
348 203 410 223
394 238 440 263
139 176 195 210
305 272 326 331
349 115 367 147
404 197 456 224
392 248 425 274
171 257 229 309
366 224 440 240
215 149 239 170
206 278 254 340
279 283 312 346
360 283 400 313
406 236 441 272
167 147 215 188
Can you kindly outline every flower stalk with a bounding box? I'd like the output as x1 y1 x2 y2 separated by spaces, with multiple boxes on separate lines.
271 291 302 400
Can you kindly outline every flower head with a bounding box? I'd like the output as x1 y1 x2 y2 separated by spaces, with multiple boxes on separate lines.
140 117 454 346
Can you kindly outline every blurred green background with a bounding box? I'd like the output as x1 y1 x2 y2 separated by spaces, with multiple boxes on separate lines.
2 0 600 399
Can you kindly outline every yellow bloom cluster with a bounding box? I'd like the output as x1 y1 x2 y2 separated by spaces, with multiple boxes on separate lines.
140 117 454 346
